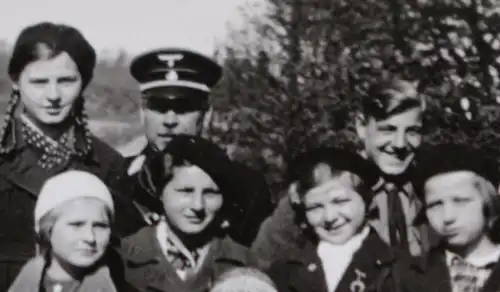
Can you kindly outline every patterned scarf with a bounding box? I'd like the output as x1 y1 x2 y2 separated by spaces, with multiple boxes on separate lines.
20 115 76 169
450 256 480 292
164 236 201 271
156 220 204 280
449 255 496 292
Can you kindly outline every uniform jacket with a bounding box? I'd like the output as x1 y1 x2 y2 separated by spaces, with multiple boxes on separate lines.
0 120 146 288
125 144 275 246
401 246 500 292
119 225 256 292
267 229 401 292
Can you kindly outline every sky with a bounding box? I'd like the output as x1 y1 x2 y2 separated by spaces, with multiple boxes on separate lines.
0 0 266 58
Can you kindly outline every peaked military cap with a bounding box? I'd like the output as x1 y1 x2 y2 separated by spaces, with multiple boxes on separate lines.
130 48 223 93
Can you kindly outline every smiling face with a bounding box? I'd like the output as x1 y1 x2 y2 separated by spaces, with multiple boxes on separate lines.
425 171 489 249
15 49 82 127
161 165 223 235
302 165 367 245
357 107 423 176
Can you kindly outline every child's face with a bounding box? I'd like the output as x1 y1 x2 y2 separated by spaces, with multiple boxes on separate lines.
303 174 366 245
162 165 223 235
425 171 488 249
50 198 111 269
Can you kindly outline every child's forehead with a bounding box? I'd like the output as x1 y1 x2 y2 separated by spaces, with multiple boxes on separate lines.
425 170 478 188
305 175 359 200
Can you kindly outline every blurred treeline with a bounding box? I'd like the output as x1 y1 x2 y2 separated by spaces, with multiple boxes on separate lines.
2 0 500 198
210 0 500 198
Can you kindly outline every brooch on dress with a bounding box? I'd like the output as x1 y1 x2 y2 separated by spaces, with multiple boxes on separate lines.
350 269 367 292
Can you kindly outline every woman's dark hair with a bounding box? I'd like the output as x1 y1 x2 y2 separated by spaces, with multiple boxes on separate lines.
8 22 96 85
0 22 96 155
150 136 237 225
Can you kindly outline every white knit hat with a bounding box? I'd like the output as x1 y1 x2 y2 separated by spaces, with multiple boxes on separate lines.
210 268 278 292
34 170 114 233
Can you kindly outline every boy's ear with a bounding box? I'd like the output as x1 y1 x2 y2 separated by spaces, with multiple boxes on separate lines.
355 112 367 141
288 182 300 205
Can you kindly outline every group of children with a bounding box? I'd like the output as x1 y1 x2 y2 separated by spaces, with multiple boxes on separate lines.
7 132 500 292
1 19 500 292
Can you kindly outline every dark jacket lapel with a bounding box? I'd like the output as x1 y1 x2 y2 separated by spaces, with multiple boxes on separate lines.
184 236 252 292
335 230 394 292
121 226 187 292
479 259 500 292
409 247 451 292
271 238 328 292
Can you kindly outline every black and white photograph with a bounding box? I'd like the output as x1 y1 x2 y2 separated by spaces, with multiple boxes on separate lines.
1 0 500 291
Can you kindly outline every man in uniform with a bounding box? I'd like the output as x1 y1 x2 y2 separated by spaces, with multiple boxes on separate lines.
125 48 275 246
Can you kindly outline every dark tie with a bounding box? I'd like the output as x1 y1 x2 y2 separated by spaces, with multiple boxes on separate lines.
386 183 410 254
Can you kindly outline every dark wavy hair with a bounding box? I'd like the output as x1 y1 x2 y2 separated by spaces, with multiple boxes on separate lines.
0 22 96 155
148 136 237 231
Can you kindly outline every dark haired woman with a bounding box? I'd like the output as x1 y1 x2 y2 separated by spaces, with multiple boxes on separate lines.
0 22 144 290
120 136 255 292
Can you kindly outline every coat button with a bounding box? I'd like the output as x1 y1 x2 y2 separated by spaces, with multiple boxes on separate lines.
307 263 317 272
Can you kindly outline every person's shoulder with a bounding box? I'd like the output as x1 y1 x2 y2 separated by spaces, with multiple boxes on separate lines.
220 236 250 254
90 136 125 162
122 225 156 247
217 236 255 264
19 256 45 272
7 256 44 291
117 225 159 262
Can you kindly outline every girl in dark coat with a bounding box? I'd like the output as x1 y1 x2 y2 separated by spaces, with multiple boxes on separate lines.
8 170 137 292
120 136 255 292
401 144 500 292
267 147 401 292
0 22 145 290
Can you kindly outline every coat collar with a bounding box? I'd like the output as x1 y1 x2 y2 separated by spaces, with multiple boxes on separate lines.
410 244 500 292
407 245 451 292
286 228 395 267
8 256 117 292
121 225 249 292
122 225 249 267
278 228 394 292
1 118 100 166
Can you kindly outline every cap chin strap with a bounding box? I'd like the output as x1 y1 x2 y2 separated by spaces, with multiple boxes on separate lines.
200 107 213 138
139 80 210 92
